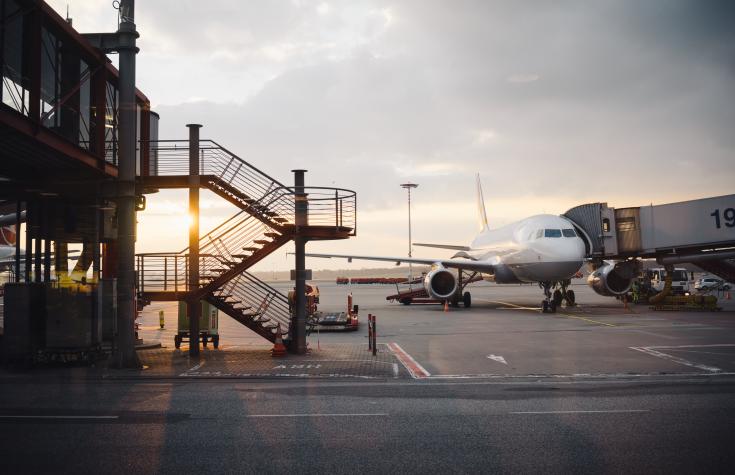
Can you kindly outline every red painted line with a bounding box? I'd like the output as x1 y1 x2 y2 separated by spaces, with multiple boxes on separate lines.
388 342 431 379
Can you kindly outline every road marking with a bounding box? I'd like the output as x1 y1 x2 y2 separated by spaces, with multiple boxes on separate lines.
487 354 508 365
0 415 119 420
510 410 650 415
642 344 735 349
477 299 617 326
388 342 431 379
188 362 205 372
246 413 388 418
630 346 722 373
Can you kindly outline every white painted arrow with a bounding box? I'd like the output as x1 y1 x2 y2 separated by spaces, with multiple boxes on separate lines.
487 354 508 365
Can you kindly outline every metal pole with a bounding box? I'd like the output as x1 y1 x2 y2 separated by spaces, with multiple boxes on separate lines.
24 201 32 283
15 201 21 282
291 169 308 354
113 0 140 368
400 183 418 286
187 124 202 357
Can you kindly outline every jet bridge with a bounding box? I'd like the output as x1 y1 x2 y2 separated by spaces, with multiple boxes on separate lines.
564 194 735 281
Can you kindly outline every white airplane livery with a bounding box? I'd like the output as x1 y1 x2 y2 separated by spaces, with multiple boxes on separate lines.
307 176 587 312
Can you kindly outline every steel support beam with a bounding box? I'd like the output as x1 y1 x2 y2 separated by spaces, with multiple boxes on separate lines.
290 169 308 354
15 201 21 282
112 0 140 368
187 124 202 357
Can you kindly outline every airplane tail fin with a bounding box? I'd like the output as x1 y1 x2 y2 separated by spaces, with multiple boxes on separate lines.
0 225 16 246
476 174 489 232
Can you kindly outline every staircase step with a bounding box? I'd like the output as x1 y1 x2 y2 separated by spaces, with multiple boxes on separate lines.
231 254 250 259
264 232 279 238
242 247 258 252
253 239 271 245
272 217 288 223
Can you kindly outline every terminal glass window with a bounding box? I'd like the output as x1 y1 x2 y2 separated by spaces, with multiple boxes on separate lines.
1 0 29 115
562 228 577 237
40 27 62 130
544 229 562 238
105 81 119 165
78 60 91 150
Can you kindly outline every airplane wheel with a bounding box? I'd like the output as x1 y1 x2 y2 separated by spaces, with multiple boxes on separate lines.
174 335 181 349
553 290 563 307
566 290 576 306
401 299 412 305
542 300 549 313
550 300 557 313
463 292 472 308
213 335 219 349
202 334 208 348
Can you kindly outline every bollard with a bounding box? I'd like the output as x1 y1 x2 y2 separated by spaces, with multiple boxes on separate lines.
368 313 373 351
372 314 377 356
159 310 164 329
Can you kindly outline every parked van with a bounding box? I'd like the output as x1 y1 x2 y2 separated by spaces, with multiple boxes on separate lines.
648 267 691 295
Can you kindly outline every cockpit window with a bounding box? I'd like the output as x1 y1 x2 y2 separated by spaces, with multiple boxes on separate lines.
544 229 562 238
535 229 543 239
562 228 577 238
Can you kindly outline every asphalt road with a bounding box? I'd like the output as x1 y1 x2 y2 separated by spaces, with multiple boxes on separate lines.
1 377 734 474
3 281 734 473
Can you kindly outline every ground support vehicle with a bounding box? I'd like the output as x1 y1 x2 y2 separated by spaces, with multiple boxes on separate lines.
175 301 219 349
386 271 482 307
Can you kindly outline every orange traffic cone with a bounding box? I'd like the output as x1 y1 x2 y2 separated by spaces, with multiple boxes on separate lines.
271 324 287 357
444 300 449 312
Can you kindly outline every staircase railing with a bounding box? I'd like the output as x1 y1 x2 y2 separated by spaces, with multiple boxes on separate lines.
212 272 291 335
151 140 292 203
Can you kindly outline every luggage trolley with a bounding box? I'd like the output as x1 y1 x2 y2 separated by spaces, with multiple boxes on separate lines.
175 300 220 349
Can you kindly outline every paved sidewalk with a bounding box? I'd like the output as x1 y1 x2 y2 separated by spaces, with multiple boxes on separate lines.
134 343 406 379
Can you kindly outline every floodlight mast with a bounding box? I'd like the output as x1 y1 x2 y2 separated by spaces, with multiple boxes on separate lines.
400 183 418 287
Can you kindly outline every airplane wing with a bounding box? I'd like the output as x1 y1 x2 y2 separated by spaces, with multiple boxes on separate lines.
413 243 471 251
305 252 495 273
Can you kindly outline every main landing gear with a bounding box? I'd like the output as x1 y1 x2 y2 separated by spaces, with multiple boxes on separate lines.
540 280 576 313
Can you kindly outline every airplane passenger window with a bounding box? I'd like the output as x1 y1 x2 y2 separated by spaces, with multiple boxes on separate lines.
562 229 576 237
544 229 562 238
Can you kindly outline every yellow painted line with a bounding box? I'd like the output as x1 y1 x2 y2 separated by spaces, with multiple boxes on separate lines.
478 299 617 327
556 312 617 327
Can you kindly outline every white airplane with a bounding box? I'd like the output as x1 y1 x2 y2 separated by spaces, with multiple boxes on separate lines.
306 175 587 313
0 224 18 267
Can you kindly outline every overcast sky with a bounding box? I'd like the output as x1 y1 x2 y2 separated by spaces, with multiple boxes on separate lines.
49 0 735 272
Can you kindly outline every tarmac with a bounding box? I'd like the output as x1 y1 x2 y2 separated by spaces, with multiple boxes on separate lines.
128 280 735 382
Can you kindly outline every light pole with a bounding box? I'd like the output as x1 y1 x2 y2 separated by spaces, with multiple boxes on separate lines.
400 183 418 287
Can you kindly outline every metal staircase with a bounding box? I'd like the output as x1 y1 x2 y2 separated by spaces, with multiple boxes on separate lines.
136 140 355 342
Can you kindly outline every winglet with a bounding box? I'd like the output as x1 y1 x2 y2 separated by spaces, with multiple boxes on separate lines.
476 174 489 231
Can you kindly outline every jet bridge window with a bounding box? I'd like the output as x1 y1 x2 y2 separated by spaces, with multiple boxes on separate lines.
544 229 562 238
562 229 577 237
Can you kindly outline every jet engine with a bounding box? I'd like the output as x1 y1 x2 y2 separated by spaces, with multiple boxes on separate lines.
423 267 458 300
587 260 638 297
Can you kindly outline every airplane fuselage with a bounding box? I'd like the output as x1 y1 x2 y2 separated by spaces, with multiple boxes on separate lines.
466 214 585 284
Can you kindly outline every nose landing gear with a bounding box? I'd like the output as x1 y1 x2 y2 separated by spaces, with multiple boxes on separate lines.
540 279 575 313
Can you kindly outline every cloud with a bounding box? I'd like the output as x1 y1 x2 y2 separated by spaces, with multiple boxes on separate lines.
46 1 735 268
507 74 540 84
